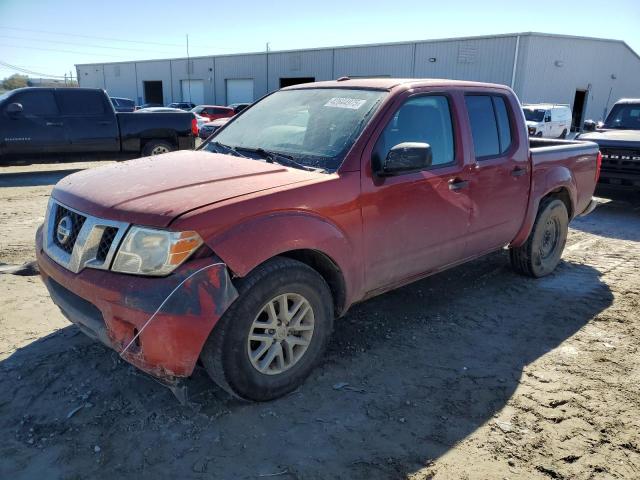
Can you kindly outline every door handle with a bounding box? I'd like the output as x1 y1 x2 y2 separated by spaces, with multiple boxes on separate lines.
46 122 63 127
448 178 469 191
98 121 113 125
511 166 527 177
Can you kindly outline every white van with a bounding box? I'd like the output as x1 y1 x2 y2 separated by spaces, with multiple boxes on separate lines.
523 104 572 138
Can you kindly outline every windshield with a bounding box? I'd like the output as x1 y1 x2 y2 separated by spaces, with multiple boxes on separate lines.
203 88 386 171
523 108 545 122
604 103 640 130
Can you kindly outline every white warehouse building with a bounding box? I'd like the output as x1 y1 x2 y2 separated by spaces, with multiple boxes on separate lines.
77 32 640 128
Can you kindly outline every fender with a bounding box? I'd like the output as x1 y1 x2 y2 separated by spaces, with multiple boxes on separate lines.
511 164 577 247
206 211 361 306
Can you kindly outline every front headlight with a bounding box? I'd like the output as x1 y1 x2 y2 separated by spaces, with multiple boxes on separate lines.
112 227 203 276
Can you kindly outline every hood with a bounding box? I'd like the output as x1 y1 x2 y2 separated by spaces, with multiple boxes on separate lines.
52 150 324 227
526 120 542 128
578 129 640 141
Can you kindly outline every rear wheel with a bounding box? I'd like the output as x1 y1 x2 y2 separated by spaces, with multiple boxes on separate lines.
142 140 174 156
200 257 334 401
559 129 568 139
510 198 568 277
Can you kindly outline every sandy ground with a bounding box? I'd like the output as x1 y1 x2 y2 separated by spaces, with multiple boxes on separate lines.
0 160 639 479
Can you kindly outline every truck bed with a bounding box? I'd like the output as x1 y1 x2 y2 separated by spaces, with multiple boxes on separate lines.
529 137 600 218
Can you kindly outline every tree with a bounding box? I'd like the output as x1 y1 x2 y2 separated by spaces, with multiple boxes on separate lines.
2 74 29 90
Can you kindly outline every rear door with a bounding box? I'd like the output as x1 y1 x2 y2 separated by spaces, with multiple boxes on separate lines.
56 89 119 153
464 93 530 252
361 91 472 292
1 89 68 155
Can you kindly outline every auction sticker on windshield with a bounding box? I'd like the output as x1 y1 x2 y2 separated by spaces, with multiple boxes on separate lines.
324 98 367 109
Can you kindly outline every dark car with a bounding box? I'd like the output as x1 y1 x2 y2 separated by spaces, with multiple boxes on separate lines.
578 98 640 189
167 102 196 111
0 87 197 160
228 102 251 114
110 97 136 113
198 117 231 140
136 102 163 110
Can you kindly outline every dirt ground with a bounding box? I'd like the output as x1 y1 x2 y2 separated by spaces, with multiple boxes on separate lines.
0 160 639 480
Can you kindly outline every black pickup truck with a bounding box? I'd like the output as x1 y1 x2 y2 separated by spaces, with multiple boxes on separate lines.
579 98 640 189
0 87 196 161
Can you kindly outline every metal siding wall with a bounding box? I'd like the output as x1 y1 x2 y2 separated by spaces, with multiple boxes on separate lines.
134 61 172 105
170 57 215 104
518 35 640 121
77 65 105 89
334 44 414 78
102 63 137 100
414 36 517 85
267 50 333 91
214 54 267 105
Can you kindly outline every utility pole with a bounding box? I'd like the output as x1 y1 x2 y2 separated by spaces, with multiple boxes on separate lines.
186 34 192 103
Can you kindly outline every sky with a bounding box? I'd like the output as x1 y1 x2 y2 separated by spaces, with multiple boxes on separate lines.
0 0 639 79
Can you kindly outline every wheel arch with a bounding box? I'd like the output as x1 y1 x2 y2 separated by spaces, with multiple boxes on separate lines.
208 211 360 316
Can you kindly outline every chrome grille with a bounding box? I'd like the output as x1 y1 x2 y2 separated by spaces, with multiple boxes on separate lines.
43 200 130 274
53 205 86 253
96 227 118 263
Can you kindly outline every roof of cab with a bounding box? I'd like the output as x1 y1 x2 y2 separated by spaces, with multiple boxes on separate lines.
281 77 513 91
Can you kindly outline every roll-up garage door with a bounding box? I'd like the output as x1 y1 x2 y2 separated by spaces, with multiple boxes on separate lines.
181 79 204 105
226 79 254 105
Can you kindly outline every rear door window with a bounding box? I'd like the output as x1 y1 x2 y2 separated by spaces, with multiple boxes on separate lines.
11 90 59 116
493 96 512 153
465 95 512 158
57 90 106 115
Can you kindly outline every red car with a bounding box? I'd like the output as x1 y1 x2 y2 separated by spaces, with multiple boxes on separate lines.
190 105 235 121
37 78 600 401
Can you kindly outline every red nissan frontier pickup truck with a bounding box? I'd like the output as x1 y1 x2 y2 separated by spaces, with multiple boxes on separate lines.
36 78 601 401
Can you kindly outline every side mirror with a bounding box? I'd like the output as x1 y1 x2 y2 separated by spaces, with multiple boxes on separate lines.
376 142 432 176
6 102 23 117
544 115 551 123
583 120 597 132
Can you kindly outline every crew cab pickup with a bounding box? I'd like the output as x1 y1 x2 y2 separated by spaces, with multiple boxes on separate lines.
0 87 196 161
578 98 640 189
36 79 600 401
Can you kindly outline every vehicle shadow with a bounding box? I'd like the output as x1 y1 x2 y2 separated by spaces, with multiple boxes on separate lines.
0 252 613 479
570 191 640 242
0 169 82 188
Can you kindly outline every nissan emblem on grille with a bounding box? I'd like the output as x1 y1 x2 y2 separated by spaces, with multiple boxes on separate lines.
56 216 73 245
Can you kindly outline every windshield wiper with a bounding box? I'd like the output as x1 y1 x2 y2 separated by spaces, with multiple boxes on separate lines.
210 141 248 158
234 146 325 172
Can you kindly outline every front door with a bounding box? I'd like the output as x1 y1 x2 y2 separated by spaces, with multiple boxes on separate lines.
1 89 68 155
361 93 472 293
463 94 530 252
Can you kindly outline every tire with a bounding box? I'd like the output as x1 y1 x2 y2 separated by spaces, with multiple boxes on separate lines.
142 140 174 156
559 129 568 139
535 132 543 138
510 198 569 278
200 257 334 401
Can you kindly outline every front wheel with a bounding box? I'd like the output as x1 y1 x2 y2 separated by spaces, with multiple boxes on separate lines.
200 257 334 401
510 198 568 277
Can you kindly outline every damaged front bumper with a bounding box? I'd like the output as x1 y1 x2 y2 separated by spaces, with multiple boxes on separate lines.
35 225 238 381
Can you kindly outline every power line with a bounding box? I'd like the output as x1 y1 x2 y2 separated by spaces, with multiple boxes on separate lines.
0 34 177 54
0 60 70 78
0 43 141 58
0 25 205 48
